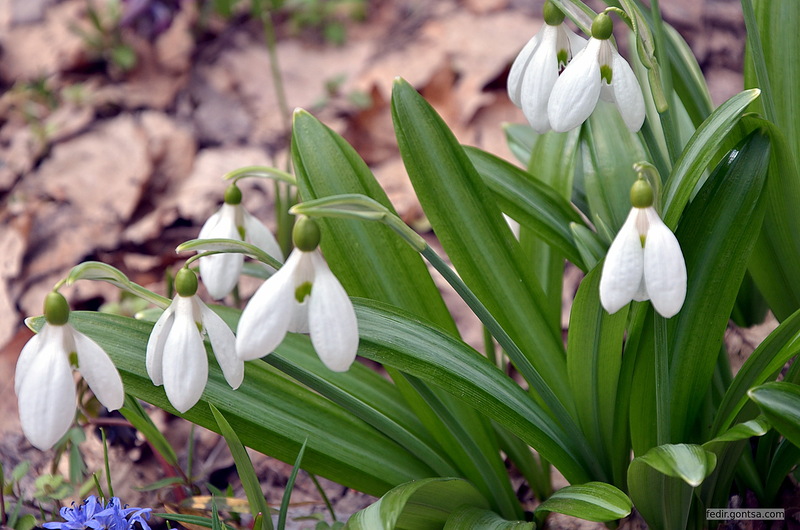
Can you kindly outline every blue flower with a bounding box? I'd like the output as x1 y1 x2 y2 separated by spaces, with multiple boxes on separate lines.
43 496 152 530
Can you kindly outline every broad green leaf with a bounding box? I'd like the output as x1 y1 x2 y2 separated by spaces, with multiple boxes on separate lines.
660 89 761 227
703 417 770 449
743 118 800 320
391 77 568 398
346 478 488 530
627 445 706 530
65 312 434 497
210 404 273 530
291 109 454 333
635 444 716 488
569 223 606 271
566 267 628 484
749 382 800 449
666 130 770 441
444 507 534 529
464 146 587 270
665 25 713 127
354 299 594 484
581 101 648 241
534 482 632 523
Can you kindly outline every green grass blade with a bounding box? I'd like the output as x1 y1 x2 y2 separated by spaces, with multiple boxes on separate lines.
210 404 274 530
278 439 308 530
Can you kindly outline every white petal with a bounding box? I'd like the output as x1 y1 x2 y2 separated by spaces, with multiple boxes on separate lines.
566 27 588 57
243 210 284 264
548 38 602 133
236 250 301 360
508 30 544 107
286 251 316 333
520 28 559 133
643 209 687 318
199 205 244 300
146 302 176 386
308 253 358 372
610 48 646 132
599 209 645 314
73 329 125 411
15 330 43 395
162 296 208 413
198 300 243 389
17 327 76 450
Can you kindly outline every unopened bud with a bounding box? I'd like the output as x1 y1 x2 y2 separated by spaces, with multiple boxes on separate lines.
44 291 70 326
175 267 199 297
293 216 321 252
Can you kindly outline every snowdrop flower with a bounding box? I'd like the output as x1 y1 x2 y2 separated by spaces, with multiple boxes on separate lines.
146 268 243 413
599 177 686 318
548 12 645 133
508 1 586 133
199 184 284 299
237 216 358 372
15 291 124 450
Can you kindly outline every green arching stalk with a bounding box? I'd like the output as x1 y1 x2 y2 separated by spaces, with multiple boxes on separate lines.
649 0 681 165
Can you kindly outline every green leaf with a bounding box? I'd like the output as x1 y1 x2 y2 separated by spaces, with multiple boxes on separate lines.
581 101 649 240
278 439 307 530
391 77 568 398
666 130 770 441
502 124 537 166
660 89 761 227
66 312 435 497
156 513 236 530
634 444 716 488
346 478 487 530
703 417 771 449
464 146 587 270
444 507 534 529
354 299 593 484
291 109 454 333
566 267 628 484
534 482 632 523
210 404 274 530
749 382 800 449
712 307 800 435
177 238 282 270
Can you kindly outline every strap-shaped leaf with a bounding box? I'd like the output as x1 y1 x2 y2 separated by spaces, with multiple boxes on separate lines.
749 382 800 449
444 507 534 529
465 146 587 270
534 482 632 523
346 478 487 530
391 77 568 397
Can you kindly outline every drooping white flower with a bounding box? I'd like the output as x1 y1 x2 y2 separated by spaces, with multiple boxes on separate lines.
15 292 124 450
199 184 283 300
146 268 243 413
236 217 358 372
599 179 686 318
548 12 645 133
508 2 586 133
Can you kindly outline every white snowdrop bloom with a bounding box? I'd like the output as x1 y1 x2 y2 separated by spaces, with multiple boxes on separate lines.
236 217 358 372
15 292 124 450
599 179 686 318
508 2 586 133
199 184 283 300
146 268 243 413
548 12 645 133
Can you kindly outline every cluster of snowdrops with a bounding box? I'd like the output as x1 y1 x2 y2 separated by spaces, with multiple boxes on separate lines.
15 3 686 461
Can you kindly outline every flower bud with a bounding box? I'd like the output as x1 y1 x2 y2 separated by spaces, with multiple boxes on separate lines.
293 216 321 252
543 1 566 26
630 178 654 209
44 291 70 326
175 267 199 297
224 184 242 205
591 12 613 40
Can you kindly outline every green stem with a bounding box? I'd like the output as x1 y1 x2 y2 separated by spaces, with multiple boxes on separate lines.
259 8 291 132
654 314 671 445
650 0 680 164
